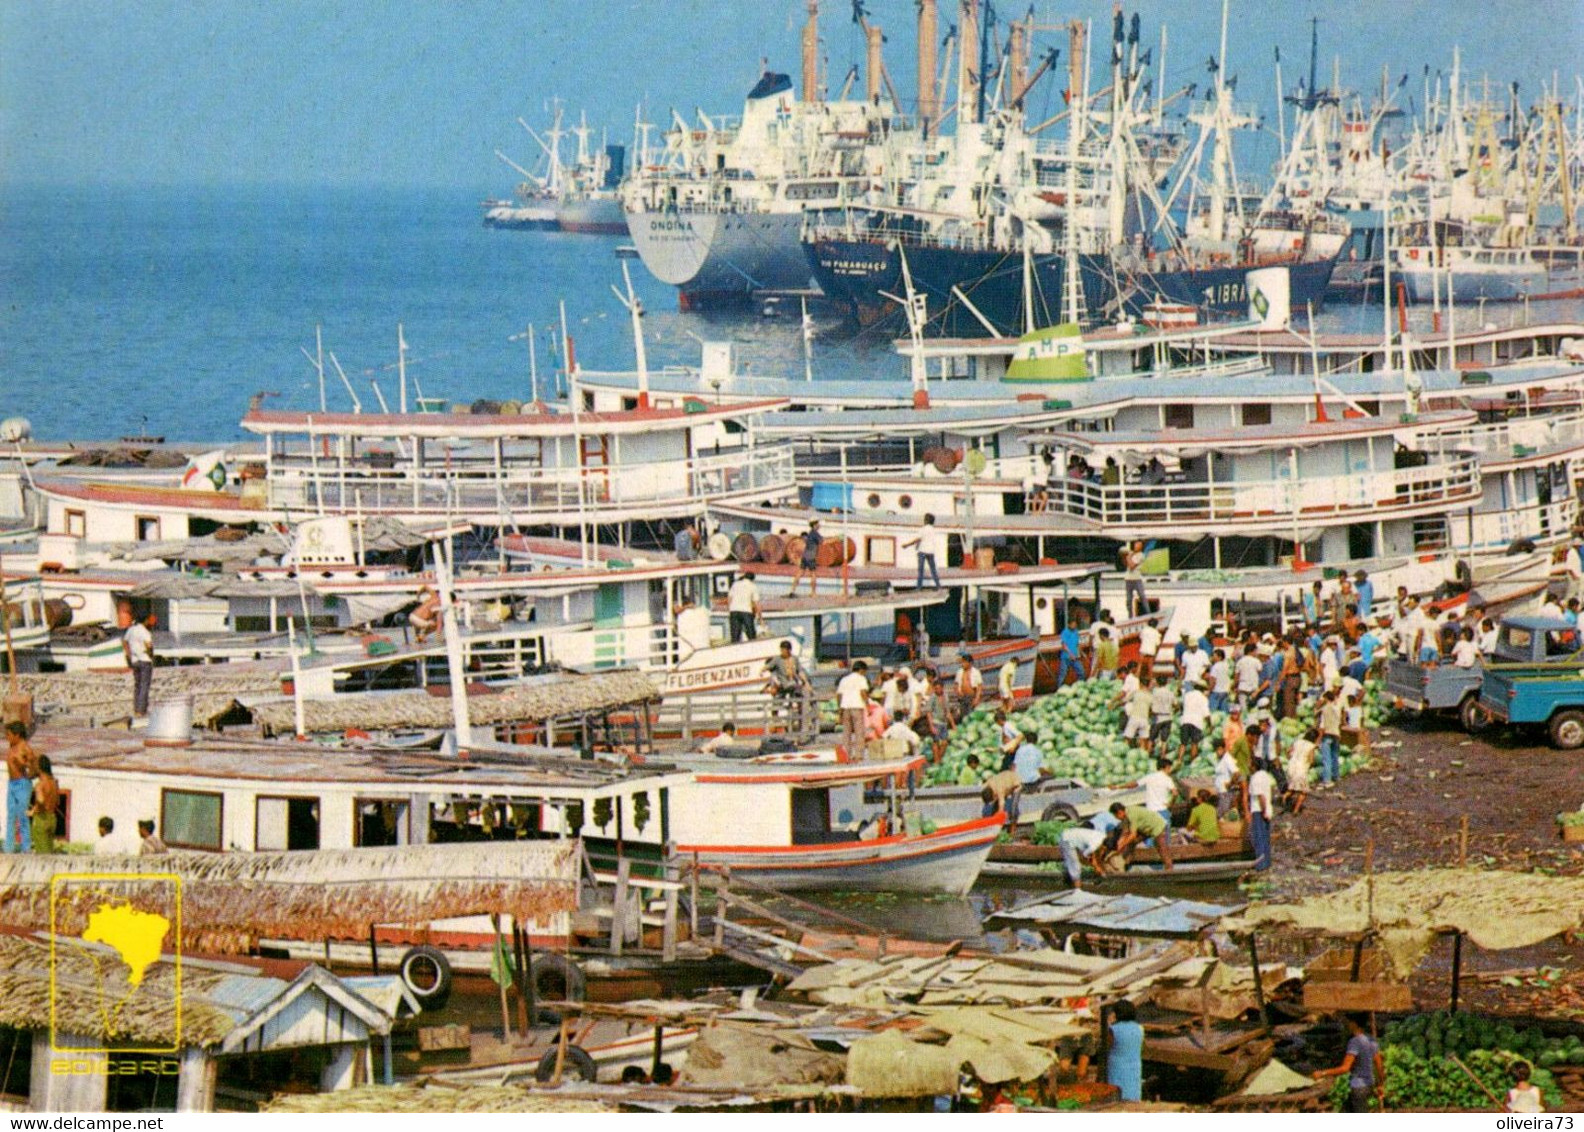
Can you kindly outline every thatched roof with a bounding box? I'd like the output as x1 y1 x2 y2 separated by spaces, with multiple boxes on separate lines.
266 1083 617 1114
0 935 395 1050
0 843 579 955
250 670 660 735
108 515 435 564
16 666 282 726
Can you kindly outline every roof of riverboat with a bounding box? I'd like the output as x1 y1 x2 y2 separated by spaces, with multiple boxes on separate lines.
240 398 789 438
35 727 692 794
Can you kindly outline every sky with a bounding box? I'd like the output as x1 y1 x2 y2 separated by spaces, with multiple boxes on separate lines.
2 0 1580 190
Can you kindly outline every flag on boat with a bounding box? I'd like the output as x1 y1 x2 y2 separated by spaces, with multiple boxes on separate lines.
1005 323 1089 382
181 450 229 492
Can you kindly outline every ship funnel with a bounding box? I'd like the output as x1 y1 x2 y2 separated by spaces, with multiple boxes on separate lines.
866 22 883 103
917 0 938 130
1246 267 1292 330
802 0 819 102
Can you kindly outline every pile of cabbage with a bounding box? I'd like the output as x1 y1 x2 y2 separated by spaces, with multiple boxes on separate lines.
928 675 1391 789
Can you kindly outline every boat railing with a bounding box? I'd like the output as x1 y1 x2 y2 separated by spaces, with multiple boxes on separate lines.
1415 410 1584 461
265 442 796 516
1032 452 1483 527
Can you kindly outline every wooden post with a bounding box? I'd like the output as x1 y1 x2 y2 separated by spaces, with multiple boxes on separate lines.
1458 814 1469 865
610 857 631 957
689 853 701 939
552 1017 569 1085
651 1023 664 1080
367 925 380 976
1449 931 1464 1013
662 887 679 963
1246 935 1272 1036
520 924 537 1028
512 921 530 1034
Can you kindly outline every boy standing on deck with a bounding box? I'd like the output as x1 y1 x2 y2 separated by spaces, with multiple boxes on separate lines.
124 611 156 721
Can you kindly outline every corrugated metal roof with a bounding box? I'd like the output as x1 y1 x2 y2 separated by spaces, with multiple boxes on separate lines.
990 890 1243 938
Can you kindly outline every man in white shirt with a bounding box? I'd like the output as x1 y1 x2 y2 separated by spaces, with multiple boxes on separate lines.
1450 628 1480 668
726 571 761 643
1148 679 1175 755
881 711 922 758
837 661 871 757
903 514 947 589
1212 738 1241 817
123 612 156 720
92 816 135 856
1122 672 1154 747
1208 650 1232 713
1235 645 1263 709
1138 757 1178 832
1180 640 1210 688
700 722 740 754
1138 618 1162 674
1477 617 1499 656
1248 760 1276 871
1179 680 1211 762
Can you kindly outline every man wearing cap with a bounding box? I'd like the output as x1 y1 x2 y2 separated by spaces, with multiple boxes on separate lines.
788 519 824 597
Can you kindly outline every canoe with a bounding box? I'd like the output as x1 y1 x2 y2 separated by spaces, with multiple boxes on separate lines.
977 857 1254 888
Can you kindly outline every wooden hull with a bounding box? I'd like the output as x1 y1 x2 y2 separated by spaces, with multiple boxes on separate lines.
681 815 1002 896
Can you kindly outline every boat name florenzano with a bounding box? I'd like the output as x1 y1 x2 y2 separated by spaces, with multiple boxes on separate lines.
661 660 762 693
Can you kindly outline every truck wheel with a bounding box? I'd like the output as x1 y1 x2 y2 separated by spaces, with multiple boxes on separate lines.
1549 710 1584 750
1458 696 1489 734
1040 803 1080 824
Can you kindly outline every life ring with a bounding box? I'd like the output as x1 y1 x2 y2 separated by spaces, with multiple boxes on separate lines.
398 944 453 1011
534 1045 598 1083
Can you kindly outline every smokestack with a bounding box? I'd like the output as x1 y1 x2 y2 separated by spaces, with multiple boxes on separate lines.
866 22 884 102
917 0 938 130
957 0 979 125
1009 15 1029 116
802 0 819 102
1067 19 1086 102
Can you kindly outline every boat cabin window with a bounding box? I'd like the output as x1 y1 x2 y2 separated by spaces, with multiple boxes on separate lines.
791 783 865 844
64 510 86 538
1163 404 1194 429
161 788 223 850
1241 404 1272 427
256 795 321 851
1545 630 1579 658
135 515 161 542
355 798 410 847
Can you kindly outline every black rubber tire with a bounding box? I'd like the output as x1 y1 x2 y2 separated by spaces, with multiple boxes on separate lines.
1550 710 1584 750
529 953 587 1022
535 1044 598 1083
1453 559 1473 592
1458 694 1489 734
397 945 453 1011
1040 803 1080 823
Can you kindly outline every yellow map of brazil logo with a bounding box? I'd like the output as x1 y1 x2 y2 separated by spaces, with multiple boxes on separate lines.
50 874 182 1054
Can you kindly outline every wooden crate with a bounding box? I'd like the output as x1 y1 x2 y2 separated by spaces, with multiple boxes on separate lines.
417 1023 471 1052
1302 947 1413 1012
1560 823 1584 844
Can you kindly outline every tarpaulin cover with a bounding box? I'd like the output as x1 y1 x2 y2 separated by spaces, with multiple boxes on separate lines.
1223 868 1584 977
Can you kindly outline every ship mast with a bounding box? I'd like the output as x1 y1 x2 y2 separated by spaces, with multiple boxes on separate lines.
917 0 939 132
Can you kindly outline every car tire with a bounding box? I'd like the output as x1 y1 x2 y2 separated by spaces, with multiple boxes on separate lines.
1549 709 1584 750
1040 803 1080 823
1458 695 1489 734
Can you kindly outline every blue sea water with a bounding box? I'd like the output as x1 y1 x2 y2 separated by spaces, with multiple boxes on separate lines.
0 182 894 442
3 181 1582 442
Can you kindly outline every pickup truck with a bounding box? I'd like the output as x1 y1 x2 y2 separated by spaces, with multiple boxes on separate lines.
1475 617 1584 748
1386 615 1578 732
